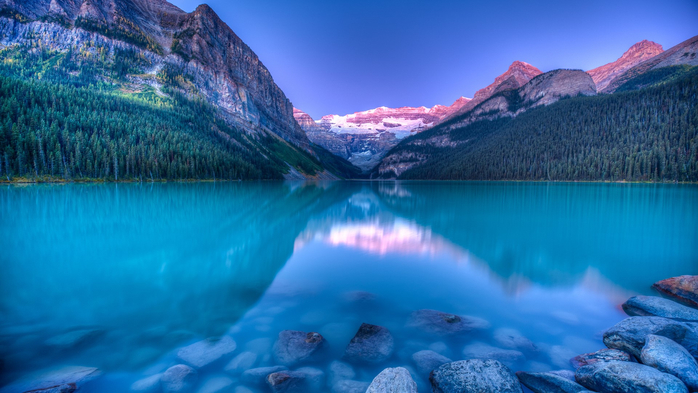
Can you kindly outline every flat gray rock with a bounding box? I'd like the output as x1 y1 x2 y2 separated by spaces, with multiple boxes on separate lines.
331 380 370 393
273 330 325 366
161 364 198 393
366 367 417 393
177 336 236 368
570 348 632 369
494 328 538 353
602 316 698 358
641 334 698 391
412 350 452 376
408 309 490 335
241 366 288 385
575 360 687 393
0 366 101 393
516 371 587 393
623 296 698 321
429 359 523 393
344 323 394 364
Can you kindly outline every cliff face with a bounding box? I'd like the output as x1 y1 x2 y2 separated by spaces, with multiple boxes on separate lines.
588 40 664 92
0 0 309 147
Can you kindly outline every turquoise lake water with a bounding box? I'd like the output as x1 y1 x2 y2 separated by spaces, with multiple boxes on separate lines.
0 181 697 392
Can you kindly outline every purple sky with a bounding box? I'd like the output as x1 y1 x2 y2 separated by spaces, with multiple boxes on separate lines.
168 0 698 119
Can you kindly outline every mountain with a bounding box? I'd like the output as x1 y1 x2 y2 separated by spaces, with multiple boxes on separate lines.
0 0 359 180
603 35 698 93
442 61 542 122
587 40 664 92
376 68 599 177
295 98 471 172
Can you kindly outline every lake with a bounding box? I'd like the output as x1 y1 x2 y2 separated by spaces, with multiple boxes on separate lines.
0 181 697 392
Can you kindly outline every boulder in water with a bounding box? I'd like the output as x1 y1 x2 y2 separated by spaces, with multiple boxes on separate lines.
641 334 698 391
429 359 522 393
344 323 394 364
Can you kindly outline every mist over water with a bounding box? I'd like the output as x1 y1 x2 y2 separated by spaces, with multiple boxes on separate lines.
0 181 696 391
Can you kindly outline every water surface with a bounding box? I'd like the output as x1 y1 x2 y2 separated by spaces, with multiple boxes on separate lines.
1 181 696 391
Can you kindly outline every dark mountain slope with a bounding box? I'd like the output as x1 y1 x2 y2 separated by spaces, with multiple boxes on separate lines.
379 66 698 182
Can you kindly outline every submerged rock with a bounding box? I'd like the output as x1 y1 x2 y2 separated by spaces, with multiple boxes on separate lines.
516 371 587 393
602 316 698 358
44 329 104 349
224 351 257 374
429 359 523 393
344 323 394 364
331 380 370 393
328 360 356 386
570 348 633 369
623 296 698 321
412 350 452 376
130 373 162 392
366 367 417 393
494 328 538 354
408 309 490 335
653 275 698 309
462 342 525 367
161 365 198 393
241 366 288 385
266 368 325 393
196 376 234 393
273 330 325 366
641 334 698 391
23 385 76 393
575 360 687 393
177 336 236 369
0 366 101 393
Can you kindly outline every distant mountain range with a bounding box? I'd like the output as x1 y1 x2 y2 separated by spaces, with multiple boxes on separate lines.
297 38 697 175
0 0 696 182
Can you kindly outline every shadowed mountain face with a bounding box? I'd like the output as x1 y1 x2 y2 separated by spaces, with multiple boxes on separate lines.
0 0 308 147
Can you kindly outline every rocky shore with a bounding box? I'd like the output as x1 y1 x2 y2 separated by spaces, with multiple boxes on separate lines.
2 275 697 393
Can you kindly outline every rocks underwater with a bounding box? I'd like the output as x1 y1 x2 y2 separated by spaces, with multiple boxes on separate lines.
2 275 697 392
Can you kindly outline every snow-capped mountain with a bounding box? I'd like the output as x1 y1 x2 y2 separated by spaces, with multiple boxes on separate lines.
295 98 471 171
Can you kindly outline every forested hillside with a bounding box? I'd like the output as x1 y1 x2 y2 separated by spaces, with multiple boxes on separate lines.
381 66 698 182
0 43 358 181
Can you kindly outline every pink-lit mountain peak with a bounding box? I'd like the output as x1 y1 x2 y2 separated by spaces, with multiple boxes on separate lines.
588 39 664 92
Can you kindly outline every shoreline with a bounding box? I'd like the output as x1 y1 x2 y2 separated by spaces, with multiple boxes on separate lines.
2 178 697 185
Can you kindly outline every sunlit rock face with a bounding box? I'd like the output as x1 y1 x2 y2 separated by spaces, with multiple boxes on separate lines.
587 40 664 92
293 98 471 172
603 35 698 93
0 0 309 147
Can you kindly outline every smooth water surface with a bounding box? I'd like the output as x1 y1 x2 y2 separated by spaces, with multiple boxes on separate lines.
1 181 697 391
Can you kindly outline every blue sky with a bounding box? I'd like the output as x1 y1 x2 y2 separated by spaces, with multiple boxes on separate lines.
168 0 698 119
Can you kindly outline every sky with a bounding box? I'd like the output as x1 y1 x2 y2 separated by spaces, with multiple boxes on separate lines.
168 0 698 119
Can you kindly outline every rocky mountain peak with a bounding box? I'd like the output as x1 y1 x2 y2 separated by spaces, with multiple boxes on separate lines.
588 39 664 92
